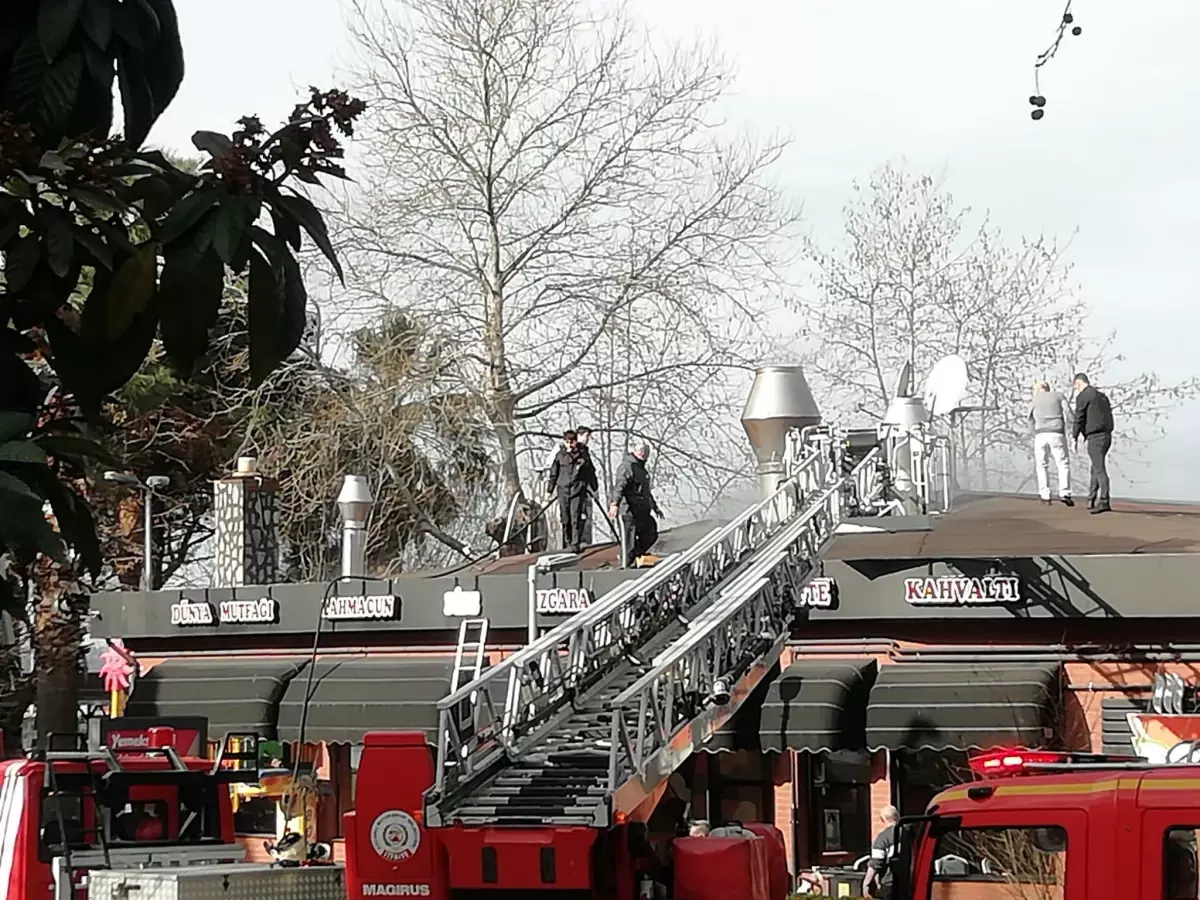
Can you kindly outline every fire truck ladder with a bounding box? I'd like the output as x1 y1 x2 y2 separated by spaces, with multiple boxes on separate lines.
427 427 882 828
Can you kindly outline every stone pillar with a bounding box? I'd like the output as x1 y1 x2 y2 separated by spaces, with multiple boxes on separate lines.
212 457 279 587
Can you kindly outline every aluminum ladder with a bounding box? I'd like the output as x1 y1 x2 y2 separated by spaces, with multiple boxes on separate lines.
426 427 881 828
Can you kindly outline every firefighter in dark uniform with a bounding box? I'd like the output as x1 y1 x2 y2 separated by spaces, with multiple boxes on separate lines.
864 805 899 900
546 430 596 553
609 441 661 567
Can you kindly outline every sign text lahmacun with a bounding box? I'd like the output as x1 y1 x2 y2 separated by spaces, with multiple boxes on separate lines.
322 594 399 621
903 575 1021 605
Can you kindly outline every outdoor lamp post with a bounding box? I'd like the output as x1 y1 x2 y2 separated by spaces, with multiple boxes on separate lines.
103 471 170 591
526 552 580 645
337 474 374 578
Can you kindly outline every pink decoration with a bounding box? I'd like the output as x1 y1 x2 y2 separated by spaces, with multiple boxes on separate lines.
98 639 138 693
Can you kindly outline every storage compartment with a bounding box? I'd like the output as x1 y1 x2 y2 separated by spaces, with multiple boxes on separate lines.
87 863 346 900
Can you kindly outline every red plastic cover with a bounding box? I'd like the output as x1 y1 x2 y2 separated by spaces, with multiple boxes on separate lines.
742 823 789 900
674 835 770 900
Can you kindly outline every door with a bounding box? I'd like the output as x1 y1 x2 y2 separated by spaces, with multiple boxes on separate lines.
918 810 1087 900
1141 809 1200 900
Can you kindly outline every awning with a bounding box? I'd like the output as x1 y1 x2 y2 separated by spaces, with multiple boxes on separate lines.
702 660 877 754
125 658 306 739
865 663 1061 751
276 656 463 744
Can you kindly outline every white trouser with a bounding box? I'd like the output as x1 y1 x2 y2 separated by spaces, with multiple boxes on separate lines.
1034 432 1071 499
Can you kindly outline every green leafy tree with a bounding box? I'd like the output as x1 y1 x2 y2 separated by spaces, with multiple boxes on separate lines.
0 0 364 742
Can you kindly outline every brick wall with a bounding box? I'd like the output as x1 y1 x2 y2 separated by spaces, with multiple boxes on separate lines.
1065 660 1200 751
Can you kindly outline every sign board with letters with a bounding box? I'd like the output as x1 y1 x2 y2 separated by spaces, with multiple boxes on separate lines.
904 575 1021 605
799 577 837 609
100 716 208 757
171 597 278 626
170 598 215 627
536 588 591 615
323 594 400 621
218 597 278 624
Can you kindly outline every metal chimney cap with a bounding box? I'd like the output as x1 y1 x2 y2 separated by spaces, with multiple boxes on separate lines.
741 364 822 465
336 474 374 526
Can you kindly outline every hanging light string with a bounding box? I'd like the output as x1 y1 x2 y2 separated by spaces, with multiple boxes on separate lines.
1029 0 1082 120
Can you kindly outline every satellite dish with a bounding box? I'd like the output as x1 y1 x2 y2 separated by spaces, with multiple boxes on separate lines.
892 362 914 399
923 355 969 417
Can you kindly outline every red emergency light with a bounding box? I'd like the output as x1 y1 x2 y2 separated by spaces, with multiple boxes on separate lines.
969 750 1066 778
969 749 1145 778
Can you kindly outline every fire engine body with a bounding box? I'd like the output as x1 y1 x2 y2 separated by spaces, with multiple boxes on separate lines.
0 729 266 900
343 731 789 900
899 750 1200 900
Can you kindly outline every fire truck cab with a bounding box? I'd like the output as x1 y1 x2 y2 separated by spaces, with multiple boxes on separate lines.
0 727 259 900
894 750 1200 900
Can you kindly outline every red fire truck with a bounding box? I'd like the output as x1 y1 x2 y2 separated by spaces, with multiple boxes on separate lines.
0 727 259 899
343 732 789 900
891 749 1200 900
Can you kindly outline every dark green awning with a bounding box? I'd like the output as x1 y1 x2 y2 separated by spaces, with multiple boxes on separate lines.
865 663 1061 751
703 660 877 753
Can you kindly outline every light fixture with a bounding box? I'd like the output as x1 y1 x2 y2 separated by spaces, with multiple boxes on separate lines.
709 678 731 707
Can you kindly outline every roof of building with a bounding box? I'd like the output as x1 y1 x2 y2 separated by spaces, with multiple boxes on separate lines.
828 492 1200 560
438 491 1200 576
451 519 725 576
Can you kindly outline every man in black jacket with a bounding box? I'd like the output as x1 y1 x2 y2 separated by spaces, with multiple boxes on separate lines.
1072 373 1114 514
609 441 661 567
545 430 597 552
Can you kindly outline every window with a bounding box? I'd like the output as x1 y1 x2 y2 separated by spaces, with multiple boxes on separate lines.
928 826 1067 900
811 752 870 855
710 751 772 826
1165 828 1199 900
896 750 970 817
234 796 279 836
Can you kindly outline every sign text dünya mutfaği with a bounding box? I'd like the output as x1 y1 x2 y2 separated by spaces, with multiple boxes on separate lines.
170 597 278 626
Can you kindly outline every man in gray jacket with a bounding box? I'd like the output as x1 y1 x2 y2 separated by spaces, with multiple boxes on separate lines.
1030 380 1074 507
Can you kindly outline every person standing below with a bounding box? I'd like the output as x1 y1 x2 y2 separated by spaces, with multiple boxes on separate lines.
1072 373 1114 514
545 430 594 552
1029 380 1074 507
863 805 900 900
609 441 662 567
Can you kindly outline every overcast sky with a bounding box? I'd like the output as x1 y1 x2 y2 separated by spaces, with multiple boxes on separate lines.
148 0 1200 500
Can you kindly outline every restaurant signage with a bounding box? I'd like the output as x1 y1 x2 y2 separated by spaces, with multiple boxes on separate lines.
170 597 278 626
799 577 837 609
904 575 1021 605
323 594 399 621
170 598 215 626
218 597 278 624
536 588 591 614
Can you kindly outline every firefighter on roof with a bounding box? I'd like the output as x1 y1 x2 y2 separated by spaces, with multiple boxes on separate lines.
610 440 661 567
546 429 597 553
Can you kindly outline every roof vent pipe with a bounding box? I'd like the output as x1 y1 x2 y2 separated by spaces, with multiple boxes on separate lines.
337 474 374 578
741 365 822 500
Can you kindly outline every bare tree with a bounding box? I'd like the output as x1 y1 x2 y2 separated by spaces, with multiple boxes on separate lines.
331 0 799 518
798 163 1199 492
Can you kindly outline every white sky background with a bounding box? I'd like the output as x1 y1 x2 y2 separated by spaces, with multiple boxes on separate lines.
147 0 1200 501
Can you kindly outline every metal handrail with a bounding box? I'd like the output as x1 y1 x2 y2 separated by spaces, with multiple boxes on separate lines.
601 448 881 820
429 430 834 806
